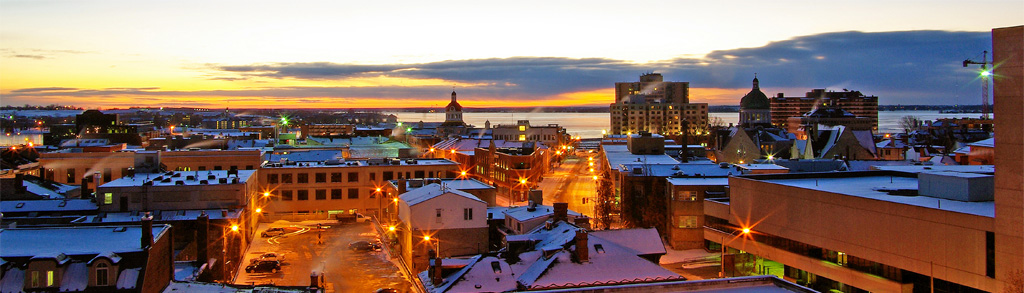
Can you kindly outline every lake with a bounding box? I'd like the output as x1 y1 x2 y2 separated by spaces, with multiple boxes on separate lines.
388 111 989 138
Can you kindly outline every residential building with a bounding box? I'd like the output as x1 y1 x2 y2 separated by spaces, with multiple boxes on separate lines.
499 202 583 235
786 107 875 139
770 89 879 131
420 219 682 292
609 73 708 136
396 184 488 271
385 177 497 208
0 223 174 293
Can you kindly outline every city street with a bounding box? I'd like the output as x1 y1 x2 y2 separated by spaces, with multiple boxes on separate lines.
235 221 411 293
538 153 599 218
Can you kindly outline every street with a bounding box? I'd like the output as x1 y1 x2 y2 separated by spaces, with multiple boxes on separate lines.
538 153 599 218
235 221 412 293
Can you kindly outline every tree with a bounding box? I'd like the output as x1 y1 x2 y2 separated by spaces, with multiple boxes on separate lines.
899 115 920 134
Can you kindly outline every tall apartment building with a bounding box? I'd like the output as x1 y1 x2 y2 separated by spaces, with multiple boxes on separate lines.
770 89 878 131
610 73 708 136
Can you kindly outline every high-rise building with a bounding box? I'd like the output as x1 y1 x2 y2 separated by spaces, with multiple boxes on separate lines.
610 73 707 136
770 89 879 131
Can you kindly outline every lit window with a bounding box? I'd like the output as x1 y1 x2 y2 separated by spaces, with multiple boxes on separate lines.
676 216 699 228
47 270 54 287
518 134 526 141
518 125 526 131
104 193 113 205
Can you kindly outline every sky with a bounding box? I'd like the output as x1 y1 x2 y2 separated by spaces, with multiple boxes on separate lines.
1 0 1021 109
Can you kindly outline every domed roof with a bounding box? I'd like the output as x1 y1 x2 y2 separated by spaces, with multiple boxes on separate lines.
446 91 463 111
740 77 770 110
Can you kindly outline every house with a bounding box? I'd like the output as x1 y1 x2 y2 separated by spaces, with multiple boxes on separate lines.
397 184 488 271
0 220 173 292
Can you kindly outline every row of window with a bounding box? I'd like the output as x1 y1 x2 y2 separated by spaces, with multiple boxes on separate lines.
275 188 370 201
266 170 444 184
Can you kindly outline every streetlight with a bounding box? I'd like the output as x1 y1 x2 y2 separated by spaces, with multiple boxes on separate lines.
423 235 440 258
720 227 751 278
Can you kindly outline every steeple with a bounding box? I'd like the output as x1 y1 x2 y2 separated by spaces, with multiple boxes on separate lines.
752 74 759 90
451 90 457 103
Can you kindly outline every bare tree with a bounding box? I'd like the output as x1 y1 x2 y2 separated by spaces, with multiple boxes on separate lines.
899 115 920 134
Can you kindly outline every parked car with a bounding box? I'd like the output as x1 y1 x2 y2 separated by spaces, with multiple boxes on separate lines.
336 213 368 223
374 288 399 293
245 260 281 273
261 227 286 237
348 240 380 252
249 252 283 264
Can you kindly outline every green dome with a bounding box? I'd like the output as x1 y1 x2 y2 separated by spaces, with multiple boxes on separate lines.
740 77 770 110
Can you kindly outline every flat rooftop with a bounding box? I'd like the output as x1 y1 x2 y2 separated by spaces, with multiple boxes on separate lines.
756 174 994 217
871 165 994 174
395 178 495 191
602 144 680 170
0 225 170 257
263 158 456 168
667 177 730 186
101 170 256 188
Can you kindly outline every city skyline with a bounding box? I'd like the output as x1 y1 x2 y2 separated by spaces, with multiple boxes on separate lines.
1 0 1021 108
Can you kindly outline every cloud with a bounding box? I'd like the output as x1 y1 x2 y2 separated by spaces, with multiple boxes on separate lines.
5 30 992 106
10 54 47 59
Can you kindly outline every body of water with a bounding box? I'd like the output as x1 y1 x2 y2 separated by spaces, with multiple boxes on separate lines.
389 111 990 139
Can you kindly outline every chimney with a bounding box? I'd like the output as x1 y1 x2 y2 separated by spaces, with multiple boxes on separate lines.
397 178 407 195
429 250 444 285
141 212 153 250
575 229 589 263
81 177 92 199
553 202 568 223
310 271 323 288
573 216 591 230
197 211 209 265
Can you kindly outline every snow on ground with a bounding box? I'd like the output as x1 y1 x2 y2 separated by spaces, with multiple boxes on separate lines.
660 248 717 265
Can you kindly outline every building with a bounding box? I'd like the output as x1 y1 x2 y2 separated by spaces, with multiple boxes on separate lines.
991 25 1023 292
385 177 497 207
420 219 682 292
299 124 354 139
474 140 550 202
437 91 466 137
489 120 569 149
0 223 174 293
396 184 488 271
259 155 459 220
770 89 879 131
739 76 772 127
786 107 875 139
719 170 998 292
609 73 708 136
499 202 583 234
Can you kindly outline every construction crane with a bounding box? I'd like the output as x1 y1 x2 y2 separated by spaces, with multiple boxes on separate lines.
963 51 992 119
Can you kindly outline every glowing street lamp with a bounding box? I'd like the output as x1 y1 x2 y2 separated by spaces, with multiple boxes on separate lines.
263 192 271 197
255 208 262 213
230 225 239 232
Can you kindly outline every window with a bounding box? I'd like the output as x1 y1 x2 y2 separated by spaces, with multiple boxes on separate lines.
47 270 54 287
315 173 326 183
383 171 393 180
331 189 342 200
267 174 279 184
67 168 76 183
104 193 113 205
103 168 112 182
518 125 526 131
414 170 425 178
331 172 342 183
348 188 359 199
347 172 358 182
463 208 473 220
518 134 526 141
96 263 109 286
297 173 309 183
281 190 293 201
297 190 309 200
214 166 222 170
369 172 376 181
675 216 699 228
31 271 40 287
675 191 698 201
315 189 326 200
436 208 443 223
987 231 995 278
281 173 293 184
198 166 206 171
245 165 253 170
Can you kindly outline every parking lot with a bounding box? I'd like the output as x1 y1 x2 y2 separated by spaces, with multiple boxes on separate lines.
235 220 412 293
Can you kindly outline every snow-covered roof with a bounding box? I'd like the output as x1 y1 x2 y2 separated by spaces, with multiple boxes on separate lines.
20 178 79 198
400 183 485 206
60 262 89 292
80 209 242 223
619 161 731 177
399 178 495 192
870 165 994 174
116 268 140 289
486 207 507 220
602 144 681 171
1 199 96 213
589 228 667 256
666 177 731 186
503 205 581 222
0 225 171 258
734 164 789 171
101 170 255 188
267 149 344 162
968 137 994 148
762 175 994 217
0 268 25 292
